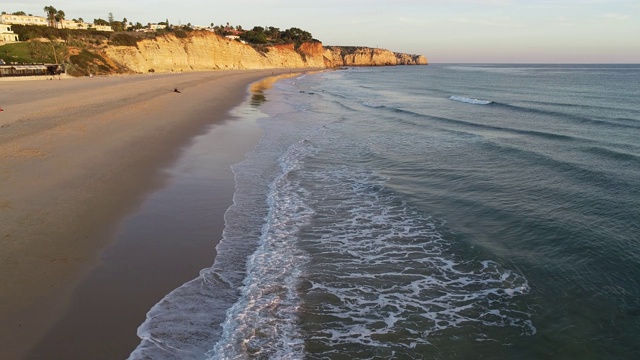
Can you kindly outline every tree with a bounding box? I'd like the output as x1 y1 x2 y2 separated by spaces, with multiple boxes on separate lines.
28 41 51 62
43 6 57 27
51 42 68 64
240 30 267 44
94 18 110 26
27 41 67 63
266 26 280 40
54 10 65 28
108 12 114 25
12 11 27 15
280 27 313 47
111 21 124 32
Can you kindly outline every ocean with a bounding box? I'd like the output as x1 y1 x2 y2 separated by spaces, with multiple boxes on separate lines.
129 64 640 359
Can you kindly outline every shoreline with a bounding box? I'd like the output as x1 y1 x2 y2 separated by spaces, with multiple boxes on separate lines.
0 69 315 359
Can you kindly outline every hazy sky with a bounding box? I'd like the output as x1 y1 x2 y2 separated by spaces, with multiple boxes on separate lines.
3 0 639 63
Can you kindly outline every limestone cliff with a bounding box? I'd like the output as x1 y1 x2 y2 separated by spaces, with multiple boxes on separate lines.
395 52 428 65
323 46 428 67
96 32 426 74
101 31 325 73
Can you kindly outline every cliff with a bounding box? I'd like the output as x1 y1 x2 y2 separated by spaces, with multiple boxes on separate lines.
395 52 428 65
323 46 428 67
100 31 325 73
94 32 426 74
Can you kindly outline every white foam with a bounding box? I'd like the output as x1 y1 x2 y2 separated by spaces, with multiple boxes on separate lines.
206 139 317 359
449 95 493 105
363 101 384 108
128 80 328 360
295 167 534 352
128 69 534 359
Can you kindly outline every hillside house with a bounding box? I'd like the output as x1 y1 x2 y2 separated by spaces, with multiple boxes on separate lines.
0 14 47 26
0 24 19 43
148 23 167 31
0 14 112 31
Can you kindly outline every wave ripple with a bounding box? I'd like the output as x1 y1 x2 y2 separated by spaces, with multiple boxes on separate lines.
449 95 493 105
298 168 534 358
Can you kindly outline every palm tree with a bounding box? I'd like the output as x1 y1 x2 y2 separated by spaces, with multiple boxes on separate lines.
43 6 56 27
55 10 65 28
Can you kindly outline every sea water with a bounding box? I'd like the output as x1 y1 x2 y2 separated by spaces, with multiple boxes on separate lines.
129 64 640 359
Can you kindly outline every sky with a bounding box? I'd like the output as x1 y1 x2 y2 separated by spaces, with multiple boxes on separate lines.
3 0 639 63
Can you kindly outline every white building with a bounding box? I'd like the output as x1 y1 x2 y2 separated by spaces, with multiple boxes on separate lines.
58 20 113 32
0 14 112 32
92 24 113 32
148 23 167 31
59 19 90 30
0 14 48 26
0 24 19 43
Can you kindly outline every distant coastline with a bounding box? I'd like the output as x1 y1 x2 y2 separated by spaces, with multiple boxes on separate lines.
1 16 427 77
94 31 427 75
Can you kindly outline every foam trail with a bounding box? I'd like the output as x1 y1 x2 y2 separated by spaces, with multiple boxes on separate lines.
363 101 384 108
206 138 316 359
449 95 493 105
297 167 535 357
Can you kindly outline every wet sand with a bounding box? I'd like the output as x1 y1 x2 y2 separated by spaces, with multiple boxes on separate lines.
0 70 299 359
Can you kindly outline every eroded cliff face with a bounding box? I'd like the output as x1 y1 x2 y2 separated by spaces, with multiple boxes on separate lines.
323 46 428 67
101 31 325 73
98 32 426 74
395 52 428 65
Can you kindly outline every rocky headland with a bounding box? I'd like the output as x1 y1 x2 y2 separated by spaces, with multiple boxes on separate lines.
84 31 426 75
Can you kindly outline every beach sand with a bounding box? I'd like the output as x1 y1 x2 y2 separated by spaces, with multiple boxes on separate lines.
0 69 300 359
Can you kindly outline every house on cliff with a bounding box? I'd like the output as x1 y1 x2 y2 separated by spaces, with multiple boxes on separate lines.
0 14 112 31
0 24 19 43
57 19 113 31
0 14 47 26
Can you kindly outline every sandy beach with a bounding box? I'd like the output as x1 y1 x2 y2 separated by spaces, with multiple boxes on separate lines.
0 69 300 359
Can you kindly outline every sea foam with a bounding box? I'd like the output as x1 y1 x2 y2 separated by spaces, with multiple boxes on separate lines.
449 95 493 105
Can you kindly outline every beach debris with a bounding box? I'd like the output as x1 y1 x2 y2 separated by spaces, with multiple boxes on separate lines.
174 88 181 93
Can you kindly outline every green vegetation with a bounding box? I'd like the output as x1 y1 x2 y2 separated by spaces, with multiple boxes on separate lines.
3 11 28 16
108 33 139 47
280 27 314 47
238 26 316 48
240 27 269 44
0 42 32 63
66 49 114 76
10 24 112 42
325 46 369 56
173 29 189 39
0 8 320 76
0 40 68 64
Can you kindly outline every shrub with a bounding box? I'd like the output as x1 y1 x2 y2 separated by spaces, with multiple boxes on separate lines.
108 33 138 47
68 49 112 75
173 29 188 39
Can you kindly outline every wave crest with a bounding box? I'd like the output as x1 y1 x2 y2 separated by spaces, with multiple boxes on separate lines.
449 95 493 105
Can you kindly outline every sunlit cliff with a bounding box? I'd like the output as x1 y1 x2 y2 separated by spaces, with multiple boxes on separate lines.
98 31 427 74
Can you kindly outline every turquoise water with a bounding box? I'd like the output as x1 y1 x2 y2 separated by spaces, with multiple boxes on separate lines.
130 65 640 359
